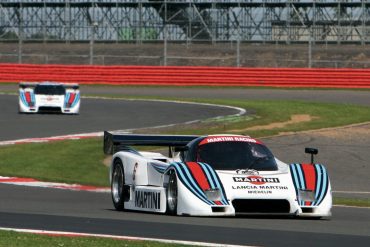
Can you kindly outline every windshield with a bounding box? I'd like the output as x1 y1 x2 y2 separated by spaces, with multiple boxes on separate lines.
196 141 277 171
34 85 66 95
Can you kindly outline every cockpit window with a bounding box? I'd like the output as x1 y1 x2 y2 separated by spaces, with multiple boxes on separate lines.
34 85 66 95
196 141 277 171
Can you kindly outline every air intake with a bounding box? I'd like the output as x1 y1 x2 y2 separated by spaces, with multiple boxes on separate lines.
232 199 290 214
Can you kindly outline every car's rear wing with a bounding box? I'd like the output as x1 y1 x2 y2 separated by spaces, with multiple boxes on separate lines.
64 83 79 90
104 131 199 155
19 82 79 90
19 82 38 89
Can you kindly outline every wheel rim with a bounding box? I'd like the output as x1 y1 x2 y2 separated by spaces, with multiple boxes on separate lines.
112 164 124 203
167 172 177 212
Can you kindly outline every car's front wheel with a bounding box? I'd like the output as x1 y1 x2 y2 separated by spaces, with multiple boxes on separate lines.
166 170 178 215
111 159 126 211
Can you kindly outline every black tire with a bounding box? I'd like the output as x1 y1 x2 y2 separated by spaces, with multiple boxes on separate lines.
166 170 178 215
111 159 126 211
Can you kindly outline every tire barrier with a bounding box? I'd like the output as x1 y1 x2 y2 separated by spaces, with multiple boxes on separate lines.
1 63 370 88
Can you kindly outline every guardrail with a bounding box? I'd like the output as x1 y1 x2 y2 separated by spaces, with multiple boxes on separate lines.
0 63 369 88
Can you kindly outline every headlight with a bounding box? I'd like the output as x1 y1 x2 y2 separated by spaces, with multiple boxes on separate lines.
298 189 315 202
204 188 222 201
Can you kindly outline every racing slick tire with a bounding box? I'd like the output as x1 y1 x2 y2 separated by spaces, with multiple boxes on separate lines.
166 170 178 215
111 159 126 211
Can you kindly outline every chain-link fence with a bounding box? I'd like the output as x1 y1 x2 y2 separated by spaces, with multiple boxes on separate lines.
1 42 370 68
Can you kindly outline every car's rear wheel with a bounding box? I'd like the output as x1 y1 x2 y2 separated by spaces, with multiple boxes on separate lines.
166 170 178 215
111 159 126 211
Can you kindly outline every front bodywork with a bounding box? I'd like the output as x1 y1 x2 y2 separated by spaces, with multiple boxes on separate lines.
19 82 80 114
105 133 332 217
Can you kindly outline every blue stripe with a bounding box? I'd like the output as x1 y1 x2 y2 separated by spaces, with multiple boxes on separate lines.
313 164 322 206
72 93 80 107
168 163 212 205
296 164 306 206
178 162 215 205
296 164 306 190
199 163 215 189
151 163 167 174
31 92 35 103
290 164 303 204
290 163 330 207
199 162 228 205
290 164 300 190
201 163 229 205
316 165 328 205
64 93 69 106
20 92 28 106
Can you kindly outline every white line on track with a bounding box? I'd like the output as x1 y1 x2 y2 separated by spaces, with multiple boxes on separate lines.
0 95 246 145
0 227 253 247
333 190 370 194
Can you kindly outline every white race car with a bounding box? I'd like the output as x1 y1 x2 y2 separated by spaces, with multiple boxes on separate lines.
19 82 80 114
104 132 332 218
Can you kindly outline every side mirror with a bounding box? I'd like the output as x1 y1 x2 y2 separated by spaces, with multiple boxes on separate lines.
305 147 318 164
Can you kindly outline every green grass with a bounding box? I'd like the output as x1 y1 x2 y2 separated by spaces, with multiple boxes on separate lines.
0 230 189 247
0 138 109 187
138 99 370 137
333 197 370 207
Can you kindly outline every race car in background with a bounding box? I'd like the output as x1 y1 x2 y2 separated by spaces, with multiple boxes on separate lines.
19 82 80 114
104 132 332 218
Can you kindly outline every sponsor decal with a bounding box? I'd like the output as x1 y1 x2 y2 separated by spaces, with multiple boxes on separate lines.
233 176 280 185
232 185 288 190
135 190 161 210
199 136 260 145
232 176 286 193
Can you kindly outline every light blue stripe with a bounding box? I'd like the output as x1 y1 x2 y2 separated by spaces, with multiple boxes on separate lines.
296 164 306 190
20 92 28 106
199 163 215 189
72 93 80 107
313 164 322 206
170 163 212 205
293 164 306 206
65 93 70 106
199 162 228 205
290 164 301 191
179 162 215 205
202 163 229 205
317 165 328 205
31 92 35 103
290 164 304 205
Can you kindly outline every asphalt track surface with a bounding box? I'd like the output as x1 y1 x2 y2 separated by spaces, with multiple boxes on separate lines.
0 93 238 141
0 85 369 246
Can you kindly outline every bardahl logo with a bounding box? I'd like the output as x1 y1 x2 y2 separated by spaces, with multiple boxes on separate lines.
135 190 161 210
233 175 280 185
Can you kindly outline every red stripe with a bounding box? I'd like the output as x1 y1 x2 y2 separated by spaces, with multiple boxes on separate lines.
25 92 31 104
301 164 317 191
186 162 210 191
68 93 76 105
302 164 316 206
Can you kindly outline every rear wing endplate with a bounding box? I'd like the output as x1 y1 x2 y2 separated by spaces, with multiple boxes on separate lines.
103 131 199 155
